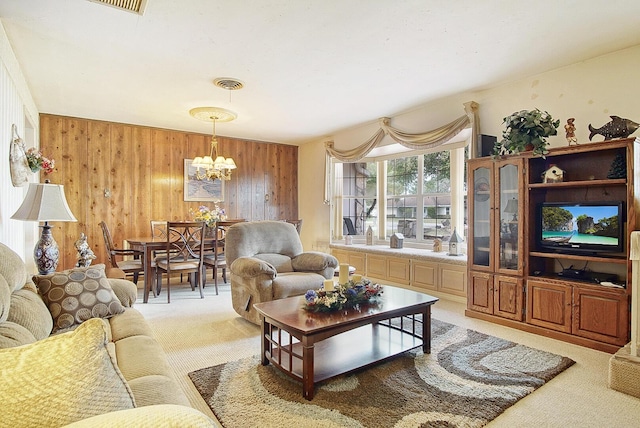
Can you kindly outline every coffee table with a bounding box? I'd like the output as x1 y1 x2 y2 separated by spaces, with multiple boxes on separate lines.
253 285 438 400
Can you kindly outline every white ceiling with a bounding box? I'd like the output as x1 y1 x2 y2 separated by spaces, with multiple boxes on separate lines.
1 0 640 145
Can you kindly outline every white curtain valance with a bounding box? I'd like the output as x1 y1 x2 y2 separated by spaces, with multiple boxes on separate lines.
325 101 479 163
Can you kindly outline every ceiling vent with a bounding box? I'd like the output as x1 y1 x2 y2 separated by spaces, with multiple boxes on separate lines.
87 0 148 15
213 78 244 91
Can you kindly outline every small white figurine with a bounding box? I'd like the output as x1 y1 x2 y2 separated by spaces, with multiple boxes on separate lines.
75 233 96 267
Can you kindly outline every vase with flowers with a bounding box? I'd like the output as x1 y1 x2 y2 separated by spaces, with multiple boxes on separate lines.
190 205 226 236
26 147 55 174
493 108 560 158
303 278 383 313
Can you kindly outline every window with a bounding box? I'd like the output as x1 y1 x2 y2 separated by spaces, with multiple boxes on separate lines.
335 144 467 246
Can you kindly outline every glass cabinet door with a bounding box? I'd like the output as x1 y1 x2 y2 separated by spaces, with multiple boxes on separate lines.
471 166 491 268
497 162 521 272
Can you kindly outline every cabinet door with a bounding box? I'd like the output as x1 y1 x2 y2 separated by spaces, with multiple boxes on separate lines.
468 271 493 314
366 254 387 279
387 257 410 285
573 287 629 346
412 260 437 291
439 264 467 297
348 252 366 274
526 280 572 333
469 160 493 271
493 275 523 321
331 249 348 264
495 159 524 276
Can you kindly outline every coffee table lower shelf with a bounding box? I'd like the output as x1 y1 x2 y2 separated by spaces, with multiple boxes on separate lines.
264 322 423 393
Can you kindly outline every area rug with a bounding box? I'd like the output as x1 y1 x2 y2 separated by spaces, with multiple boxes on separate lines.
188 319 575 428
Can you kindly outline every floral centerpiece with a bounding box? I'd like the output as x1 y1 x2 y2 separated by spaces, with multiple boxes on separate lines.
303 278 383 313
26 147 55 174
190 205 226 227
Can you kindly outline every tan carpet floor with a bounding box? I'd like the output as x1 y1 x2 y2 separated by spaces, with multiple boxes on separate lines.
135 279 640 428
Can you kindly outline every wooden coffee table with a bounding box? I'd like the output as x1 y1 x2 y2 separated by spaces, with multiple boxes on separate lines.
253 285 438 400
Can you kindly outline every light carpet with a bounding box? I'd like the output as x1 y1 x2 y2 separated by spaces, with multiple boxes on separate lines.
188 318 574 428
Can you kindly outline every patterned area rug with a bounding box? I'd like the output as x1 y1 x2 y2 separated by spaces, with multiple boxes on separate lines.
189 319 574 428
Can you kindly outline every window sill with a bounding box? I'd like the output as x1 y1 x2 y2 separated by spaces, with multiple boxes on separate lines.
329 243 467 266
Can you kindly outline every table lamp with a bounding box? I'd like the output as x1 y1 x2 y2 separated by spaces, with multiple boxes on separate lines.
11 181 77 274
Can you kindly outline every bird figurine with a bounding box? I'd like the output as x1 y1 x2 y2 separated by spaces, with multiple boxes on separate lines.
588 116 639 141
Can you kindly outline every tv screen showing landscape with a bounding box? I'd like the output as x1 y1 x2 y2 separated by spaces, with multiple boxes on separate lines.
540 203 621 249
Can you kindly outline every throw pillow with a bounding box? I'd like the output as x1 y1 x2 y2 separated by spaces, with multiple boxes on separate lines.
34 264 125 332
0 318 136 427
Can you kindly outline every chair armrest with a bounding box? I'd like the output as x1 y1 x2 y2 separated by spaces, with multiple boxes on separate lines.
111 249 143 258
62 404 218 427
291 252 339 272
230 257 277 279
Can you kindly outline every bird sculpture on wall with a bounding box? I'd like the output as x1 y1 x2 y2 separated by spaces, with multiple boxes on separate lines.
588 116 639 141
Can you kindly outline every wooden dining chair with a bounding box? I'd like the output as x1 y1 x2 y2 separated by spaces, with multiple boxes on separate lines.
99 221 144 284
202 224 227 295
155 221 205 303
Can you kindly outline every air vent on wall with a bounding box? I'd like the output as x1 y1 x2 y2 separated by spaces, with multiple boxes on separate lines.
87 0 148 15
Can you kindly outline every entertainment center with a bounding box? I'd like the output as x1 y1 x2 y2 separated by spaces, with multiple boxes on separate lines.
467 137 639 353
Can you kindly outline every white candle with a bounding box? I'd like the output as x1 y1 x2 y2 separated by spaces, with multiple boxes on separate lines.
352 274 362 283
339 263 349 284
324 279 335 292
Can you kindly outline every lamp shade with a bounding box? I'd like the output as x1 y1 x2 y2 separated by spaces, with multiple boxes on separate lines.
504 198 519 214
11 183 77 222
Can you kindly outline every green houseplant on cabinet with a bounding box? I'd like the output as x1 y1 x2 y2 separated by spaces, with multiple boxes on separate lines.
493 108 560 157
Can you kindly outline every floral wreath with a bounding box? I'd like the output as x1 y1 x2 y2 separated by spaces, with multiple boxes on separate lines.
303 278 383 313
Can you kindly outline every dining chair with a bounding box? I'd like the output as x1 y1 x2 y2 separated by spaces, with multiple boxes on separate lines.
285 219 303 234
201 220 246 293
99 221 144 285
202 225 227 295
155 221 205 303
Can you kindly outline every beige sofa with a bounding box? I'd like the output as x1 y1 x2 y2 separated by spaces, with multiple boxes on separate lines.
226 220 338 324
0 242 216 427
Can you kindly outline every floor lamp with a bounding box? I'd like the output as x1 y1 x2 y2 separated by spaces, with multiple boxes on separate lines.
11 182 77 275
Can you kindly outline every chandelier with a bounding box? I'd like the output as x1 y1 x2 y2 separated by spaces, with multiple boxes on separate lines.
189 107 237 181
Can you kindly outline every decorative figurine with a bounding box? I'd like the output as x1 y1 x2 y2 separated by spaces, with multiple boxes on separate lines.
565 118 578 145
588 116 639 141
75 233 96 267
433 238 442 253
390 233 404 249
542 164 565 183
448 228 463 256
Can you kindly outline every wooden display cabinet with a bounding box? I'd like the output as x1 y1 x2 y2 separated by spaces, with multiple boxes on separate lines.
467 138 639 352
467 157 525 321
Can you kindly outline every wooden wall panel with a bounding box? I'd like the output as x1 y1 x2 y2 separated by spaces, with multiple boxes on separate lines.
39 114 298 270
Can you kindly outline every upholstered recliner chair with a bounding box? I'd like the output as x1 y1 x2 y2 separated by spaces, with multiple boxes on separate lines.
226 221 338 324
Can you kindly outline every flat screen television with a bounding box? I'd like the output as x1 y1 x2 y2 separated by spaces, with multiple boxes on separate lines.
536 201 624 255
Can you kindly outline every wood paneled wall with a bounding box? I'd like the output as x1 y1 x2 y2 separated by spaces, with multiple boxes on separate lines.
39 114 298 271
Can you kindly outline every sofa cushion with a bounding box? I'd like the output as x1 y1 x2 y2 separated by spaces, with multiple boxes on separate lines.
255 253 293 272
0 318 136 427
34 264 125 332
64 404 216 427
272 272 326 299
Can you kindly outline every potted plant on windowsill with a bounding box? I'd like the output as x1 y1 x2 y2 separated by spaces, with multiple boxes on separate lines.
493 108 560 157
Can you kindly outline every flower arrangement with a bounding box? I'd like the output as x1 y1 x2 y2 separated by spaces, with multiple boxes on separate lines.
303 278 383 313
26 147 55 174
190 204 226 227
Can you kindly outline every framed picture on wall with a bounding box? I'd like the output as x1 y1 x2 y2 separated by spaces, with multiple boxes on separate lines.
184 159 224 202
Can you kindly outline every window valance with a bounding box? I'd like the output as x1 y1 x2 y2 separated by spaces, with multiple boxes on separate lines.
325 101 479 162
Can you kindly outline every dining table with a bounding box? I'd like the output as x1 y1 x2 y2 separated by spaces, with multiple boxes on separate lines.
127 219 246 303
126 236 167 303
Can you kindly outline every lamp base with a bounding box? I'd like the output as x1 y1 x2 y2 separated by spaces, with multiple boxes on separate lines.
35 222 59 275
